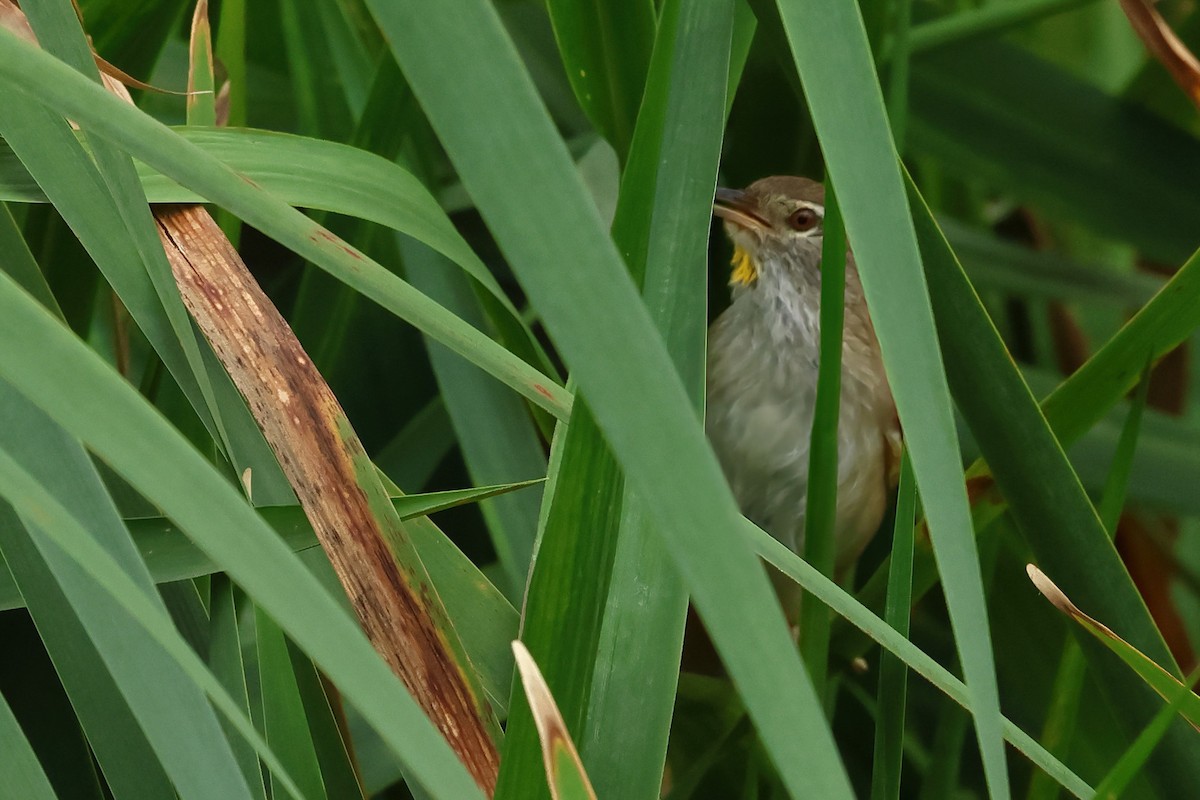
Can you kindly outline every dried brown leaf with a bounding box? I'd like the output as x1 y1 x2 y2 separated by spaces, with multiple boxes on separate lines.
155 205 502 791
96 54 191 96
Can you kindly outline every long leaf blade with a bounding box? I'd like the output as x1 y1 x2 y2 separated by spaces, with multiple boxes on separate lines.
772 1 1008 794
363 0 855 795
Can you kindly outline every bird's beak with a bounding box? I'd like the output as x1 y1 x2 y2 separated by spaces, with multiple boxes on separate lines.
713 188 764 287
713 187 769 231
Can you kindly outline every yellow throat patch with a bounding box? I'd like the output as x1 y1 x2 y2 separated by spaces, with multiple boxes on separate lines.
730 245 757 286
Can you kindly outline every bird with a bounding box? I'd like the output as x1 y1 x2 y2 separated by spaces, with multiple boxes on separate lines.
706 176 902 620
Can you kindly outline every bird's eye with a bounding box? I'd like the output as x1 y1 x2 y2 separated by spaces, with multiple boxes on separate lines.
787 207 820 232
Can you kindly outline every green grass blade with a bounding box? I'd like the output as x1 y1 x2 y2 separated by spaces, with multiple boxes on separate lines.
192 0 242 241
582 491 686 795
0 266 486 799
494 401 625 799
284 640 367 800
19 0 232 452
275 0 372 374
1025 642 1088 800
0 506 180 800
0 30 570 421
870 454 917 800
401 240 548 600
402 515 520 716
919 701 971 800
350 48 563 408
0 479 524 710
0 453 309 800
161 580 210 660
186 0 217 127
0 202 60 315
1093 667 1200 798
727 3 756 116
1041 247 1200 448
1097 365 1151 534
1029 565 1200 726
310 0 377 119
1026 368 1150 800
0 689 58 800
941 219 1163 308
902 172 1176 662
0 123 560 389
800 181 845 700
0 91 221 424
278 0 353 140
545 0 656 160
905 178 1200 792
848 245 1200 650
256 608 330 800
365 0 854 795
749 524 1093 798
79 0 188 82
213 481 536 541
773 1 1009 794
0 107 290 512
5 2 291 507
214 0 247 127
374 398 455 491
906 0 1101 55
909 39 1200 265
208 577 268 800
582 0 731 794
0 598 127 800
885 0 913 148
0 384 252 800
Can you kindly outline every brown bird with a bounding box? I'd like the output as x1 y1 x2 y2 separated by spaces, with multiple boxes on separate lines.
706 176 902 614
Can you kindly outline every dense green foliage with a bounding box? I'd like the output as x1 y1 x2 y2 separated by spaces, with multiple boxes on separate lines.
1 0 1200 798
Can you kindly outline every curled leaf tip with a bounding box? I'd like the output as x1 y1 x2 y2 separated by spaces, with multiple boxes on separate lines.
512 640 596 800
1026 563 1076 616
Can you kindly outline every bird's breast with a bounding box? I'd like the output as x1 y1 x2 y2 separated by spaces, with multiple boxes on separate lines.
705 294 891 561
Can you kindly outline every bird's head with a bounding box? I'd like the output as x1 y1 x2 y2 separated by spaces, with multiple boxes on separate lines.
712 176 826 289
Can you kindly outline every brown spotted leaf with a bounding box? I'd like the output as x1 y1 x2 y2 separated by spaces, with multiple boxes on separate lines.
156 205 502 790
